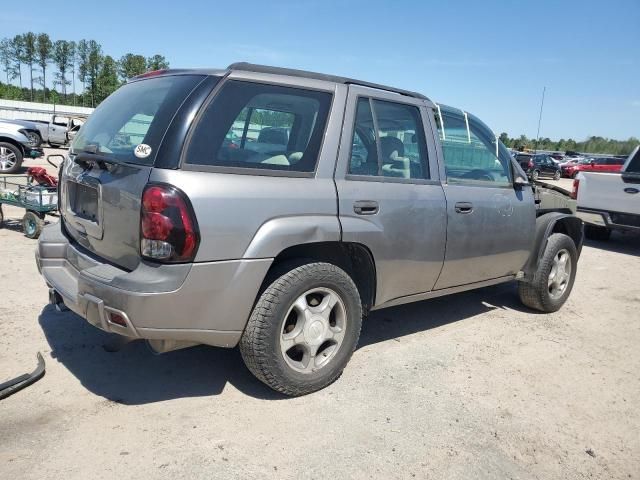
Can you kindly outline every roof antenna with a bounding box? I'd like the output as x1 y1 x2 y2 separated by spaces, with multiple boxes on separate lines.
534 86 546 154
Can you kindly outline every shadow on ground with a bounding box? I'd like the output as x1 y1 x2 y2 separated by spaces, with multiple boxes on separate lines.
39 282 525 404
583 230 640 256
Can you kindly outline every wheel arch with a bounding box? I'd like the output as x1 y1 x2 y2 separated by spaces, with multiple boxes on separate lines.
0 136 26 155
522 212 584 281
260 241 377 313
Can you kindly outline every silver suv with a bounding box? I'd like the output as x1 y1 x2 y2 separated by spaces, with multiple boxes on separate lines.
37 63 583 395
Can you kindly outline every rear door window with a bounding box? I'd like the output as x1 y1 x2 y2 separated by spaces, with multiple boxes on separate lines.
347 97 429 180
185 80 332 173
72 75 206 165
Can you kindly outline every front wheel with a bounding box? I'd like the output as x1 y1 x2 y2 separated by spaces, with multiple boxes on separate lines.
518 233 578 313
240 262 363 396
0 142 23 174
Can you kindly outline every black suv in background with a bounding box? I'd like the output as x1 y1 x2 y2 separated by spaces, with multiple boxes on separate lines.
516 153 561 180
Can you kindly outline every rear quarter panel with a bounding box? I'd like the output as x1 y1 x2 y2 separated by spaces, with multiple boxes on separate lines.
149 82 348 262
148 169 340 261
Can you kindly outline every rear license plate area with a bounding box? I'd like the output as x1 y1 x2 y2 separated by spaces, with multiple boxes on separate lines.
67 181 99 223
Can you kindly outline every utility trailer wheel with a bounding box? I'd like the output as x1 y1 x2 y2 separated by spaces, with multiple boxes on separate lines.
23 211 45 239
518 233 578 313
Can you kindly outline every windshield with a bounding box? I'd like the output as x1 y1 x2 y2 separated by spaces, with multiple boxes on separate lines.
72 75 205 165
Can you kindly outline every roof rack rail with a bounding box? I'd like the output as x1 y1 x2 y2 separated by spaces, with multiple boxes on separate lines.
227 62 429 100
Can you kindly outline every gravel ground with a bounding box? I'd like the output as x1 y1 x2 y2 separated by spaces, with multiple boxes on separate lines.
1 149 639 479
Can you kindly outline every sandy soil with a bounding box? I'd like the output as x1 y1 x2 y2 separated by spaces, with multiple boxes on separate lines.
0 149 639 479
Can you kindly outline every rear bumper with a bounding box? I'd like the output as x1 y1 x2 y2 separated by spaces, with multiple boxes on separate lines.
577 207 640 232
36 222 272 347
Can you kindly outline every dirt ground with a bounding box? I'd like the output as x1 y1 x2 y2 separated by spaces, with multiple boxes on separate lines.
1 149 639 479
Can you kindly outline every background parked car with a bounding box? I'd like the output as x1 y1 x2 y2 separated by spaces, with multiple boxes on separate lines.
562 156 625 178
20 114 86 148
0 118 44 173
549 152 565 164
516 153 562 180
575 145 640 240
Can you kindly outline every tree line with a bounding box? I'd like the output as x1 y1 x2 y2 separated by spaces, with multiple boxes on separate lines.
0 32 169 107
499 133 637 156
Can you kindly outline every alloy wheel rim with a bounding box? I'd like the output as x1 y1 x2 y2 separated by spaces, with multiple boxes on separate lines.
548 249 572 299
0 146 17 170
280 287 347 374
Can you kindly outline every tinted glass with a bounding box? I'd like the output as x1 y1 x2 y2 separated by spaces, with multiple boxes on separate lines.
348 97 429 180
435 107 512 186
373 99 429 179
186 80 332 173
72 75 205 165
626 147 640 173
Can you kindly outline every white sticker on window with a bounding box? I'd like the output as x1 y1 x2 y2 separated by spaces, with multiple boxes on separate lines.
134 144 152 158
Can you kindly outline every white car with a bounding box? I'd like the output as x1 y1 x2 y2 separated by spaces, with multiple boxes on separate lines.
575 146 640 240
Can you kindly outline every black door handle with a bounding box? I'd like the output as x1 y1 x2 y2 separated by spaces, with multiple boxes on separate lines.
454 202 473 214
354 200 379 215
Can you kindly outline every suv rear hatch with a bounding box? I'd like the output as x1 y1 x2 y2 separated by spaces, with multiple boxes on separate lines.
61 74 209 270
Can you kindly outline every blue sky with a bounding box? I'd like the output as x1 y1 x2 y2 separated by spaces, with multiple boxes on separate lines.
5 0 639 140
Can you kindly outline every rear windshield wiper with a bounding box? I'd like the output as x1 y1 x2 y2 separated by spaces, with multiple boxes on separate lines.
73 149 124 171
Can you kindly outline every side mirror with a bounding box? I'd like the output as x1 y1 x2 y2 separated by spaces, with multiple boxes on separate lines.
514 176 529 189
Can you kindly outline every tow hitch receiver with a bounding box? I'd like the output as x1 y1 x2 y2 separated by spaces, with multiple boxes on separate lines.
0 353 46 400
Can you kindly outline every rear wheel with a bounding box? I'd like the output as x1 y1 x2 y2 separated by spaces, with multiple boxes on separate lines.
531 170 540 181
518 233 578 313
553 170 561 180
23 211 45 239
0 142 23 174
0 204 4 227
240 262 363 396
584 225 611 241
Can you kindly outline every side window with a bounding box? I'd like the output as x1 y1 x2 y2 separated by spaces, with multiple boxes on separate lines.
348 97 429 180
185 80 332 173
434 107 512 186
348 98 378 176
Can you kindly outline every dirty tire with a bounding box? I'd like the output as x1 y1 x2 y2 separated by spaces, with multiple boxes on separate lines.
240 262 362 396
518 233 578 313
0 142 23 174
23 211 44 239
584 225 611 241
532 170 540 181
553 170 561 180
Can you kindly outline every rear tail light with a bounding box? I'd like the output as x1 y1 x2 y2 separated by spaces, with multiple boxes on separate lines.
528 160 534 168
571 179 580 200
140 184 199 262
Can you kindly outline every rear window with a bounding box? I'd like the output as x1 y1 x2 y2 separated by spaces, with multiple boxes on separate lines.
71 75 205 165
184 80 332 173
626 147 640 173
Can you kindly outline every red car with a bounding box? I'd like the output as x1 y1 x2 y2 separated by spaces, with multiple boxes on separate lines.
561 157 625 178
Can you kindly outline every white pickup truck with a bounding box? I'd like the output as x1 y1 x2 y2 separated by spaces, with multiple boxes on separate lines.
19 114 86 148
575 145 640 240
